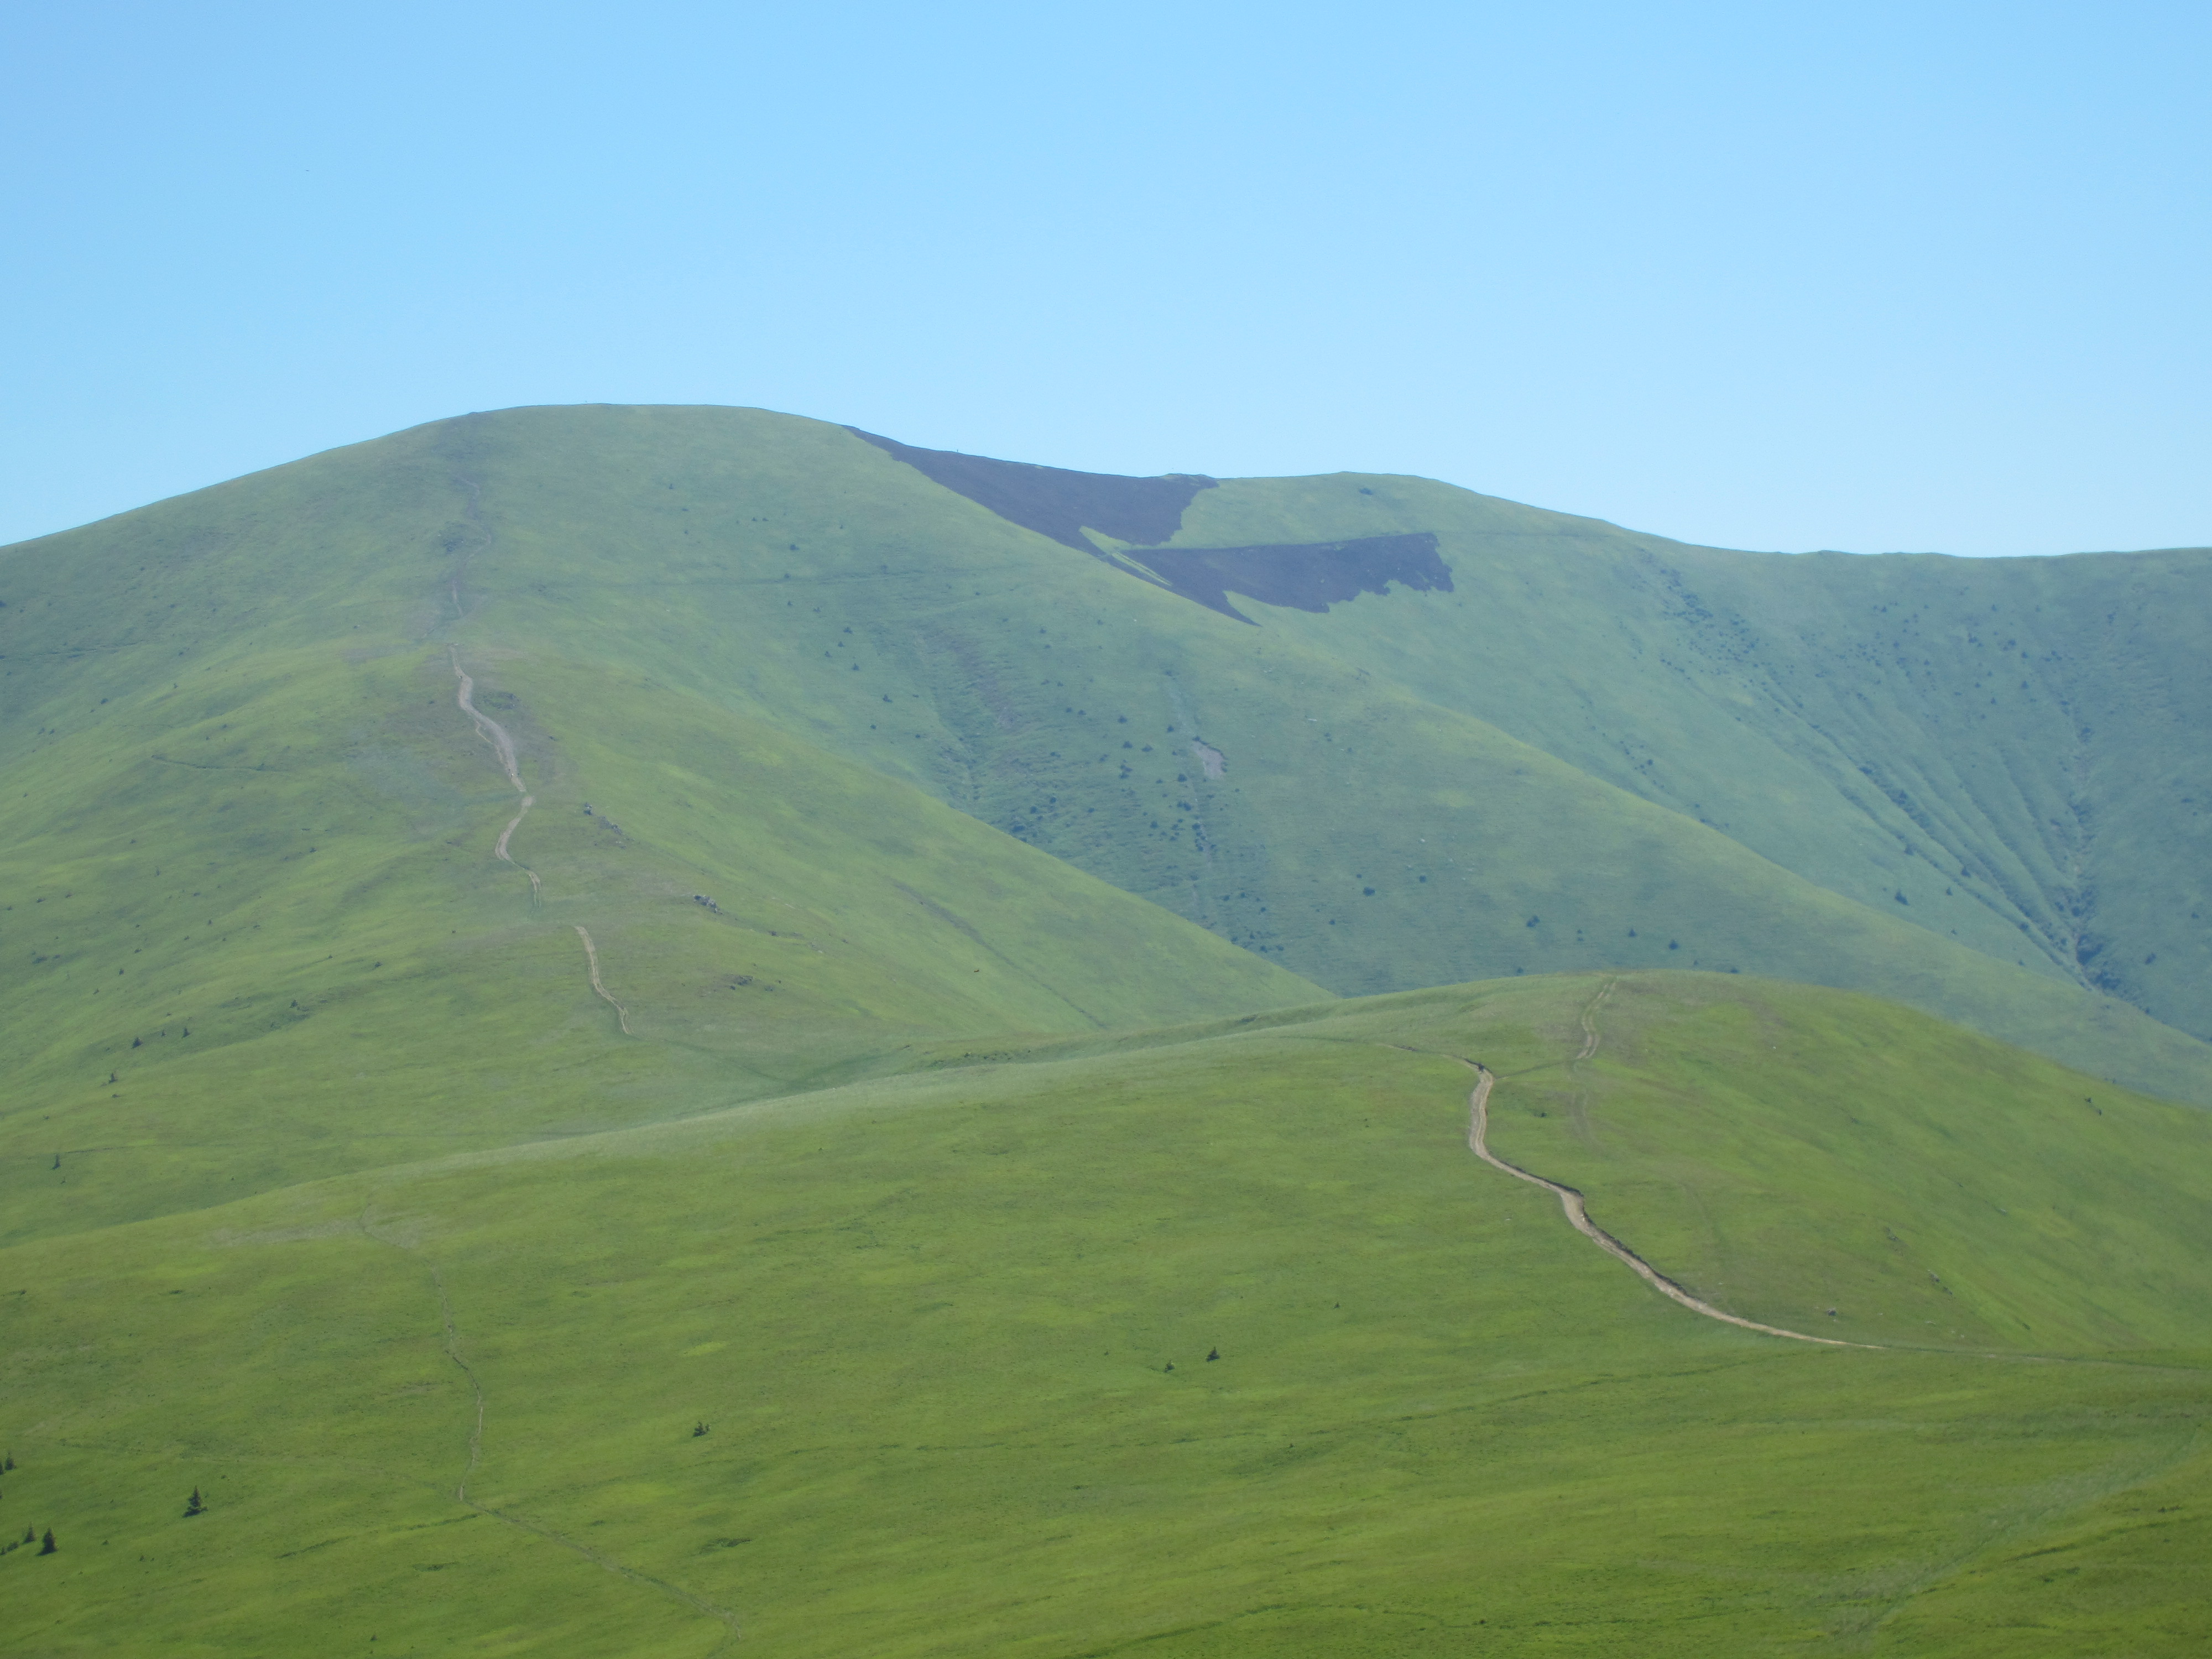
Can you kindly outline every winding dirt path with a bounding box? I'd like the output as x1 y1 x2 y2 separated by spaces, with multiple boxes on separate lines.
495 797 541 898
451 650 541 901
1463 1060 1872 1349
575 925 632 1035
451 650 638 1034
451 651 522 791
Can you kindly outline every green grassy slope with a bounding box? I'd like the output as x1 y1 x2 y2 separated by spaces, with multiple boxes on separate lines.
429 405 2212 1101
1160 476 2212 1039
1482 972 2212 1352
5 404 2204 1108
2 974 2206 1656
0 634 1319 1246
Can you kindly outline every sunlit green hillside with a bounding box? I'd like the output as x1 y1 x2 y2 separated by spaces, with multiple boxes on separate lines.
6 403 2202 1104
3 974 2207 1655
0 640 1319 1244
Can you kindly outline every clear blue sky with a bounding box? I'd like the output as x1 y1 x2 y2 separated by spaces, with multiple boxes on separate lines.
4 1 2205 555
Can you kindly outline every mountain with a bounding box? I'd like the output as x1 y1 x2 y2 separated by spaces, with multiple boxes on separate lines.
3 405 2208 1653
8 403 2203 1117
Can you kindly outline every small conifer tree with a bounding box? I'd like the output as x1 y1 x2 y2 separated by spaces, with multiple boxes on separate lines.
185 1487 205 1516
39 1528 55 1554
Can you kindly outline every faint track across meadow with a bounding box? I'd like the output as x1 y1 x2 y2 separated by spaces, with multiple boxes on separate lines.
1574 975 1613 1060
358 1203 739 1648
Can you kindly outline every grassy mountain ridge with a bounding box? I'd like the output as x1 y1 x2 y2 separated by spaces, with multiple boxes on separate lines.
4 401 2207 1124
419 404 2212 1098
2 973 2206 1654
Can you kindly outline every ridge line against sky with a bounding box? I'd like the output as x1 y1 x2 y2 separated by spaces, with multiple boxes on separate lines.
3 1 2206 557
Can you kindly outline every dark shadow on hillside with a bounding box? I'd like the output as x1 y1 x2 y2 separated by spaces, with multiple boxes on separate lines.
1125 534 1453 623
852 427 1452 624
848 428 1217 552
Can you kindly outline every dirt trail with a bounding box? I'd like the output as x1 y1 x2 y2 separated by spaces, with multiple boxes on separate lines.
451 651 523 792
451 650 638 1034
431 1264 487 1501
575 926 632 1035
495 797 541 899
361 1204 740 1650
451 650 541 900
1464 1062 1868 1347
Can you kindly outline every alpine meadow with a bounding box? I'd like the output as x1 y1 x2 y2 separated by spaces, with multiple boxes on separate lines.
2 404 2208 1657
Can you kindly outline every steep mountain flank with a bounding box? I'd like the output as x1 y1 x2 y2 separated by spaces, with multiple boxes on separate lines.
3 403 2206 1106
1159 475 2211 1039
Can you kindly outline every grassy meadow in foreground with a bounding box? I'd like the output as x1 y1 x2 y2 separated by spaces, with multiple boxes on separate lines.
3 974 2206 1657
